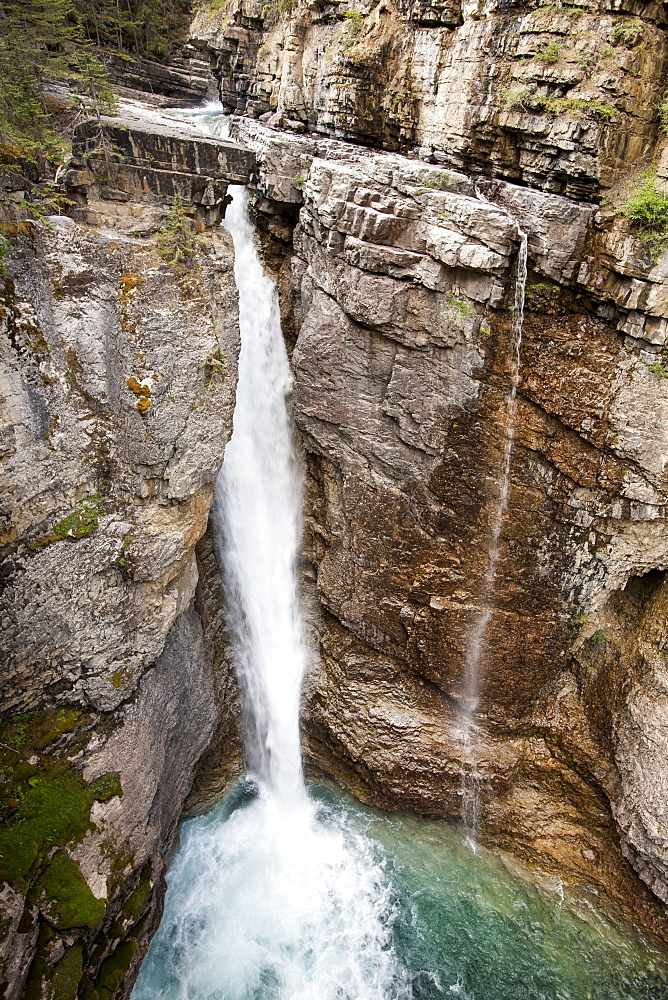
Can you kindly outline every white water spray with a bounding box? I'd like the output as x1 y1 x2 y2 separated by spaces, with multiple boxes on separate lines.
133 175 410 1000
458 226 528 842
215 188 307 808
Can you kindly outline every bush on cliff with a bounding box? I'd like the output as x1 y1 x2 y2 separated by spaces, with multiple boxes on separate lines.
622 171 668 260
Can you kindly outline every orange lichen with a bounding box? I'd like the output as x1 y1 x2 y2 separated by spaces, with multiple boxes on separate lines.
135 396 151 412
126 376 151 397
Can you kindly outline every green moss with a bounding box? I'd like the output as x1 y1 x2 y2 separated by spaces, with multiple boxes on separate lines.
0 708 84 752
96 939 138 998
52 945 84 1000
88 772 122 802
0 710 121 885
36 852 106 930
30 495 106 551
449 297 471 318
25 936 84 1000
0 773 96 882
110 871 152 938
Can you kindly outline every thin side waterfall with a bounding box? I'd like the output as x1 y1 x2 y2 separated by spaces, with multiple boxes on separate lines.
132 180 410 1000
457 228 528 843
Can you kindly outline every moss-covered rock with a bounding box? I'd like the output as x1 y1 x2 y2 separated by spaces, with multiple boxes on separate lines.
35 852 106 931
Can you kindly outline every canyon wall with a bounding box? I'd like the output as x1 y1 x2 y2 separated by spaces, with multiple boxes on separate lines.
192 0 668 938
0 134 241 997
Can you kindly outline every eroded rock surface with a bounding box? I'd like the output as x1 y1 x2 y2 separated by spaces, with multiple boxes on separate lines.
0 211 239 997
224 114 668 937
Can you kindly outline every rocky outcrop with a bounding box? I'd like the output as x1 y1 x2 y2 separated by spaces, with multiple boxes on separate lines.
223 111 668 938
64 101 256 233
191 0 667 199
0 181 240 994
104 44 215 103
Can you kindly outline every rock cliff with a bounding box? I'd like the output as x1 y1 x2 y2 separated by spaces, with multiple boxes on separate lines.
0 128 241 996
189 0 668 938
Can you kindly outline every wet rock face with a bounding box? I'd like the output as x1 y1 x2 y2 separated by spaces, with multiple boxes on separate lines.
226 117 668 934
0 216 239 997
192 0 667 198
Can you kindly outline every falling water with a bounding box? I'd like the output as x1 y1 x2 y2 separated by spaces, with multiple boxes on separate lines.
132 183 410 1000
457 228 528 842
214 187 307 808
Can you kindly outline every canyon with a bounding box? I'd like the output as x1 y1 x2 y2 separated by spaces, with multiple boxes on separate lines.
2 0 668 994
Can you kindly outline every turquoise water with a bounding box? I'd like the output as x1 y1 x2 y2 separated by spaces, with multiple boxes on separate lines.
133 781 668 1000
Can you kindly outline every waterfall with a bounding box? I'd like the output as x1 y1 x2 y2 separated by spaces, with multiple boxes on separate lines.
458 227 528 843
214 187 307 808
132 178 410 1000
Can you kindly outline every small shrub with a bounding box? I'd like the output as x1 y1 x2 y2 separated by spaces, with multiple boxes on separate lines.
589 628 607 648
622 171 668 260
534 42 561 64
613 19 644 47
343 9 366 35
503 87 532 110
155 197 202 266
203 348 228 390
658 93 668 134
421 171 458 191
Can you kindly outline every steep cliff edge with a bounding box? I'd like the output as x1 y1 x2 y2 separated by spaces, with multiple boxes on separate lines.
0 140 241 995
189 0 668 936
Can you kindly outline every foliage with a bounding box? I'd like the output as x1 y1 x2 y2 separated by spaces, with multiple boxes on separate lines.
534 42 561 64
155 196 203 265
622 171 668 260
525 282 561 312
203 348 228 390
658 93 668 134
589 628 607 648
0 235 10 275
649 344 668 378
613 19 644 47
76 0 190 60
0 0 188 162
344 9 366 35
36 851 106 929
420 171 458 191
0 709 120 885
502 88 615 119
449 297 471 321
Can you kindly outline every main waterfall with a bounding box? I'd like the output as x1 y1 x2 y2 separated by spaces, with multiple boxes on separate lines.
214 188 306 808
132 185 410 1000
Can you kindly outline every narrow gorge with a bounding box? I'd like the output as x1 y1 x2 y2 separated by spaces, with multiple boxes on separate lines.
2 0 668 995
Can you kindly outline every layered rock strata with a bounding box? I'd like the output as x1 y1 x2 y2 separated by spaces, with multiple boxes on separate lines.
191 0 668 199
0 186 240 995
226 113 668 937
64 100 255 234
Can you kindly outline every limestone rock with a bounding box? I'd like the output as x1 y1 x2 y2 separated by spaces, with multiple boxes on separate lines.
0 211 239 997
